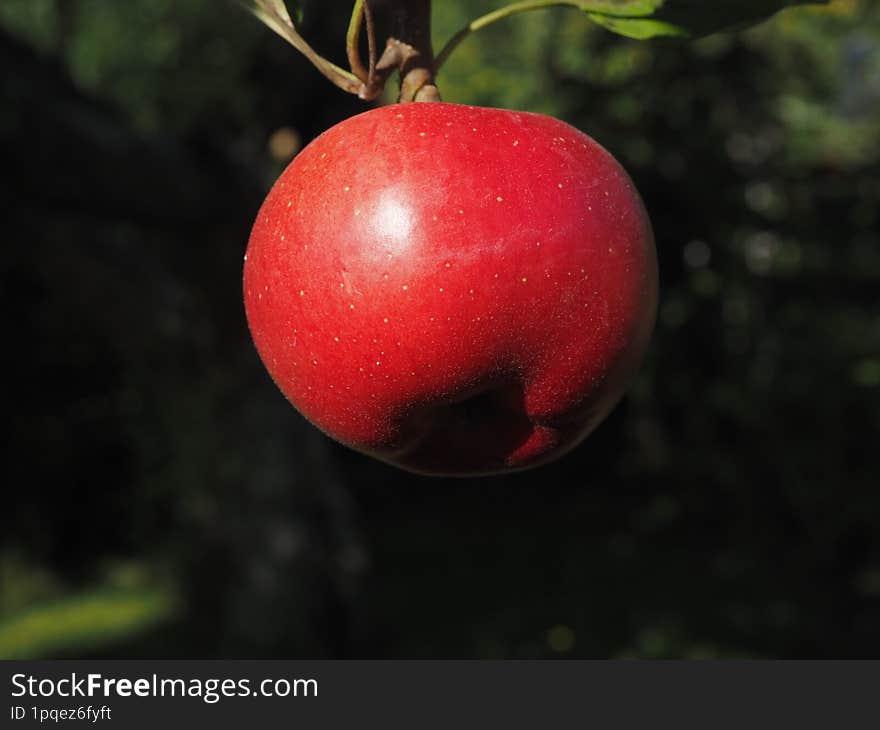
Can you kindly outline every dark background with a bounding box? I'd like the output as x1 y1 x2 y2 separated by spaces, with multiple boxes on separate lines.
1 0 878 659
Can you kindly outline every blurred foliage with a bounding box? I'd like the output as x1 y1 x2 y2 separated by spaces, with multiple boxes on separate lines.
1 0 878 658
0 555 175 659
0 588 174 660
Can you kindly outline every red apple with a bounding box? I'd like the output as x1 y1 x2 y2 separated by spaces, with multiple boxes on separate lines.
244 102 657 476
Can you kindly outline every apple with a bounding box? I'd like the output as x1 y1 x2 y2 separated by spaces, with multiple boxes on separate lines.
243 102 657 476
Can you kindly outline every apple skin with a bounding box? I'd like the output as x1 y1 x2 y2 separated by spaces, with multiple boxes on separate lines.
244 102 657 476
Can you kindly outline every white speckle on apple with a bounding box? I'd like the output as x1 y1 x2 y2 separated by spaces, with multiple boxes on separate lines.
513 140 519 146
402 285 408 291
299 290 304 296
496 196 503 202
521 277 528 283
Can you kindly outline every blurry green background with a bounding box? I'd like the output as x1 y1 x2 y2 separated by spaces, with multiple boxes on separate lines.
1 0 878 659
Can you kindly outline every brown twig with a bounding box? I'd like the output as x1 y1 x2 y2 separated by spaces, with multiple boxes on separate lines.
346 0 370 83
364 0 378 86
387 0 440 102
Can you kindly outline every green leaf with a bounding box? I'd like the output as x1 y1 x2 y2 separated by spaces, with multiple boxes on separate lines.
586 13 686 40
580 0 829 40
